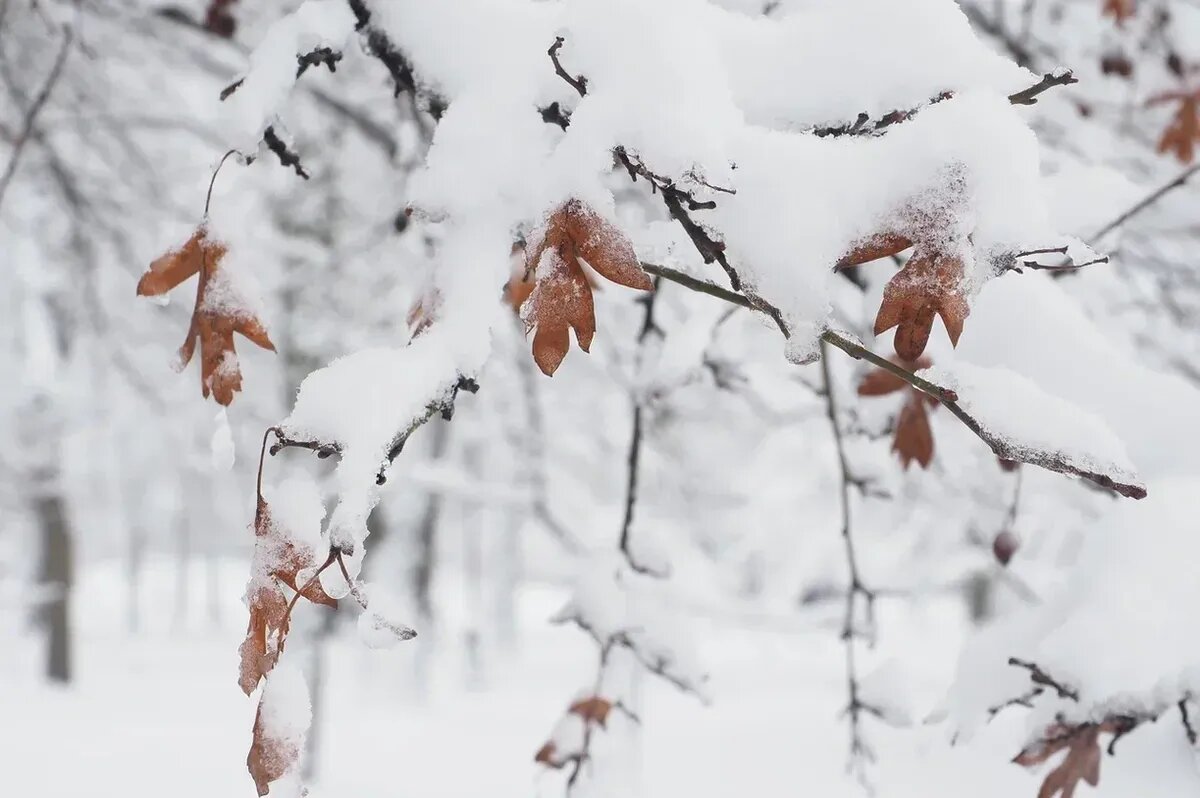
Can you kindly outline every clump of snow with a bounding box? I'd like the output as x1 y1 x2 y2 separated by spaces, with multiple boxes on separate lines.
220 0 355 149
210 408 234 472
921 361 1140 487
554 555 710 700
355 583 418 649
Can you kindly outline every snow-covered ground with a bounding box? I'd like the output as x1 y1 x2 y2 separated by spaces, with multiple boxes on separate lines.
4 554 1158 798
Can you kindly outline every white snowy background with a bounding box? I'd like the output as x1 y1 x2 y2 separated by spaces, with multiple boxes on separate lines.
2 0 1199 796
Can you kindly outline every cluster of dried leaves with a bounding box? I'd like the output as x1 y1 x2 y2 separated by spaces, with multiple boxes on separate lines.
857 356 937 469
517 199 653 375
836 210 969 362
1149 89 1200 164
137 226 274 406
238 477 336 795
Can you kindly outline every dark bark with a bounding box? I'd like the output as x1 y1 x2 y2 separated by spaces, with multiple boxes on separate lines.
36 494 72 683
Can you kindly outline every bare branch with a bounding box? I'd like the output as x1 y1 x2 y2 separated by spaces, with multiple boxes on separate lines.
548 36 587 97
818 338 879 779
1008 657 1080 701
1006 69 1077 105
0 23 73 213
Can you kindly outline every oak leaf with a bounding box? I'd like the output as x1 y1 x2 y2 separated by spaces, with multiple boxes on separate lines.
522 199 653 375
1014 720 1127 798
1149 91 1200 164
138 226 274 405
857 356 937 470
874 248 968 361
247 700 301 797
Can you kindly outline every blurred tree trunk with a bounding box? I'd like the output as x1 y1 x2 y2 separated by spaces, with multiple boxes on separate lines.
36 492 71 682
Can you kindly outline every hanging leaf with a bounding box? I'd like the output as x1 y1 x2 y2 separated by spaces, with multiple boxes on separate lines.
522 199 653 375
237 498 334 696
1149 91 1200 164
138 226 275 405
874 247 969 361
858 356 937 470
1013 720 1132 798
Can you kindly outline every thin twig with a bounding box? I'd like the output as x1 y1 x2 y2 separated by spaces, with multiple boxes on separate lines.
548 37 587 97
819 339 878 778
0 24 73 213
1089 163 1200 243
1008 657 1080 701
619 283 664 575
1006 69 1077 105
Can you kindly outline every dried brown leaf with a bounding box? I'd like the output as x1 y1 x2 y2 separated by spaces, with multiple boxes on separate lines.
247 700 301 797
1151 94 1200 164
137 228 206 296
856 356 932 396
892 391 934 470
140 226 275 405
238 583 288 696
836 231 913 269
522 200 652 375
1015 722 1115 798
569 696 614 728
874 246 969 361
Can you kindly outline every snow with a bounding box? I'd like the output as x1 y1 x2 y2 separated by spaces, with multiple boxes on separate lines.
210 408 235 472
921 361 1140 487
219 0 356 149
356 583 418 649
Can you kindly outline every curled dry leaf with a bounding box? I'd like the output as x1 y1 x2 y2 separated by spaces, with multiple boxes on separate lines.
247 701 301 797
1014 720 1127 798
138 226 274 405
522 199 653 375
237 498 335 696
874 247 969 361
1149 91 1200 164
857 356 936 470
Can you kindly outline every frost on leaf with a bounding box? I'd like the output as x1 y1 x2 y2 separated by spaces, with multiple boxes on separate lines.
137 226 274 405
238 496 335 696
1149 91 1199 164
874 248 969 361
857 356 937 470
1013 720 1130 798
835 188 971 360
522 199 653 375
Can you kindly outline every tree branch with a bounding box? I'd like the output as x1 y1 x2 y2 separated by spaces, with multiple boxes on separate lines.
0 23 73 214
641 262 1146 499
818 339 878 778
1006 68 1077 105
618 285 664 575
